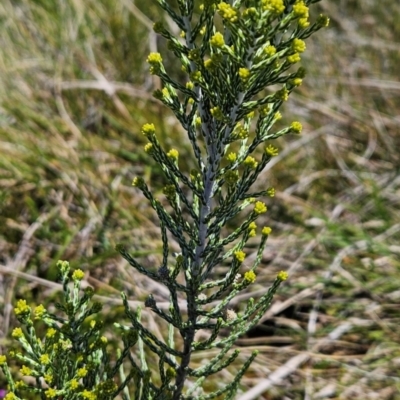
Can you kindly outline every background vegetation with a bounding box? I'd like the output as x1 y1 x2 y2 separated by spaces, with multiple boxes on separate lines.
0 0 399 398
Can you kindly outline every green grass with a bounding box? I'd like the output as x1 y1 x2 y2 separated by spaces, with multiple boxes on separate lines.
1 0 400 398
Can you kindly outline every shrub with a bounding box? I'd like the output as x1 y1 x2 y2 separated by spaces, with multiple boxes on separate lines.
0 0 329 398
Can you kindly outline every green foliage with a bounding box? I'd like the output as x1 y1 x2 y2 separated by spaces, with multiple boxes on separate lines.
0 262 122 400
118 1 327 396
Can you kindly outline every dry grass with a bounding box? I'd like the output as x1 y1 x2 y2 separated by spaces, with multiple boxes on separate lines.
0 0 399 399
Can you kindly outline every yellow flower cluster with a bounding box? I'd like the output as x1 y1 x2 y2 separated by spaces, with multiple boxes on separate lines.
82 390 96 400
262 226 272 235
141 123 156 136
210 32 225 48
277 271 289 281
20 365 32 376
247 111 255 119
144 143 154 154
45 388 58 398
226 152 237 162
190 70 202 82
244 270 256 284
292 38 306 53
248 222 257 230
40 354 51 365
291 121 302 133
72 269 84 281
292 78 303 86
243 7 257 19
298 18 310 28
34 304 46 319
167 149 179 160
263 0 285 15
293 1 309 18
77 367 88 378
264 45 277 57
217 2 238 23
146 52 163 64
14 299 30 316
267 187 275 197
46 328 57 338
248 221 257 237
210 106 225 120
161 87 170 99
147 53 163 74
12 327 23 339
287 53 301 64
265 144 279 157
244 156 258 169
234 123 249 139
69 379 80 390
234 250 246 263
239 67 251 83
254 201 267 214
